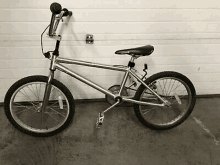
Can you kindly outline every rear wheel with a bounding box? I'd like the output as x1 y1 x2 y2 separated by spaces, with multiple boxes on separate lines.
134 71 196 130
4 75 75 137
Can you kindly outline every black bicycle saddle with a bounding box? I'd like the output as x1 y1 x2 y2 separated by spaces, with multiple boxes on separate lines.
115 45 154 56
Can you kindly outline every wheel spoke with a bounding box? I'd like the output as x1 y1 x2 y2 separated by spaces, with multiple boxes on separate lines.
35 83 41 102
46 113 60 123
15 107 35 114
167 79 176 96
27 85 39 104
157 80 164 96
14 102 33 110
8 78 72 135
48 93 63 108
168 81 182 96
138 74 194 129
19 90 38 110
38 84 43 101
167 79 172 95
50 105 67 108
48 107 66 118
142 108 155 115
49 87 56 99
163 79 168 96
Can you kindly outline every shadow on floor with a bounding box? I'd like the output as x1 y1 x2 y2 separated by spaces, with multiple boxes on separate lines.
0 98 219 165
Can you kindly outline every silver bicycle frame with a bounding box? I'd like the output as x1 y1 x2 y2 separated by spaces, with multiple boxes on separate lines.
44 55 168 107
42 12 168 109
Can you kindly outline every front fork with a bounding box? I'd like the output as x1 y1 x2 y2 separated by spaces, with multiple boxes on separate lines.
40 70 54 112
41 37 60 112
41 55 57 112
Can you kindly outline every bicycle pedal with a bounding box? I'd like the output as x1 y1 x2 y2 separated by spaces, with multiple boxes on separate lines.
96 113 104 129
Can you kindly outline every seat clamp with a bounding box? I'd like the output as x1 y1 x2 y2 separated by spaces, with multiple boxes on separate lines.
128 61 135 68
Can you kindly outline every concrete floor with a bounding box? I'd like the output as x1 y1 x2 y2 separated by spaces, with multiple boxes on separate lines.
0 97 220 165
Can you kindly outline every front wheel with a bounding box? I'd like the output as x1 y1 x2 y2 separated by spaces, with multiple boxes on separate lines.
4 75 75 137
134 71 196 130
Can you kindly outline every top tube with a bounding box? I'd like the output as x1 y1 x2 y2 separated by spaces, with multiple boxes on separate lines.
56 57 128 72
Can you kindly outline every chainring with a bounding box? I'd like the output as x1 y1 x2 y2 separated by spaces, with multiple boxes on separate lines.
106 85 128 105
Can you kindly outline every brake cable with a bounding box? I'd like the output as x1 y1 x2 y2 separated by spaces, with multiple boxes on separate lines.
41 24 53 58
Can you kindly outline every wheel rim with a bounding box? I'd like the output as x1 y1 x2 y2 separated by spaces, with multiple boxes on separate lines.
139 77 192 127
10 82 70 133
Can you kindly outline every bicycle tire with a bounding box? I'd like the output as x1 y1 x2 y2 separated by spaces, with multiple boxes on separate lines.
133 71 196 130
4 75 75 137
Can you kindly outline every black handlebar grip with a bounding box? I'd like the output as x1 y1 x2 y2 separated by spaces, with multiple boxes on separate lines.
62 8 72 17
50 2 62 14
49 14 55 36
69 11 72 16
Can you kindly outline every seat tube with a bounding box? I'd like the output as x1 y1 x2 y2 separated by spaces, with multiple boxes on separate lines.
118 55 135 96
119 70 130 96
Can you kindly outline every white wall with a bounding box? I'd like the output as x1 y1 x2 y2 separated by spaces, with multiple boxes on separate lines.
1 0 220 102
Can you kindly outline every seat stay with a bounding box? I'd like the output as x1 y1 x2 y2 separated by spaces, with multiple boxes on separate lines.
128 69 170 106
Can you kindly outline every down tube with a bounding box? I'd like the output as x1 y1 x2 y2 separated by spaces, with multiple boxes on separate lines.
55 63 116 98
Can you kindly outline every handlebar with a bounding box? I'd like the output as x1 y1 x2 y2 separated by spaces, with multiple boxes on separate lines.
48 2 72 36
50 2 62 14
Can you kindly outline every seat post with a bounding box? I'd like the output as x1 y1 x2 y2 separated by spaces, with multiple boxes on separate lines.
128 55 136 69
130 55 135 62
